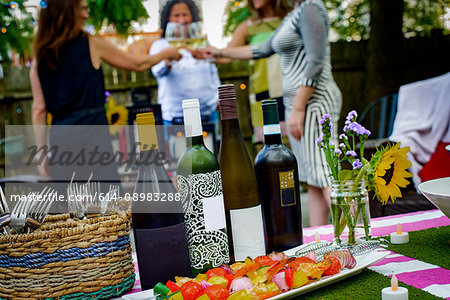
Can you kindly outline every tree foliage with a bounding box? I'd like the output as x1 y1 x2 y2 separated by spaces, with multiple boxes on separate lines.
0 1 33 63
224 0 449 40
223 0 250 37
86 0 149 36
402 0 448 37
0 0 148 64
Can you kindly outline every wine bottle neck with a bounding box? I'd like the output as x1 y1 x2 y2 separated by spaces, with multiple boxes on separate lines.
221 118 241 136
137 149 164 167
186 135 205 147
264 132 282 145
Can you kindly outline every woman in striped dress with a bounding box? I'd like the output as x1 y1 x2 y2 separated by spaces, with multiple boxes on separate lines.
204 0 342 226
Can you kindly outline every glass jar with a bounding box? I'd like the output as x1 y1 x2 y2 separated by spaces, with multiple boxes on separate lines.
330 179 371 245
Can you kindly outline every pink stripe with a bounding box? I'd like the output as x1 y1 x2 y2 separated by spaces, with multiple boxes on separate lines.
370 252 415 266
394 268 450 289
373 210 438 221
371 215 450 237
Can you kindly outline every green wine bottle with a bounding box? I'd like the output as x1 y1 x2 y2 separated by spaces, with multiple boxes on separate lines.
177 98 230 275
132 112 191 290
218 84 266 262
254 99 303 252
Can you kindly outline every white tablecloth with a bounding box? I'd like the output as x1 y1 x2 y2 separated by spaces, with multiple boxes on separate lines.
389 72 450 187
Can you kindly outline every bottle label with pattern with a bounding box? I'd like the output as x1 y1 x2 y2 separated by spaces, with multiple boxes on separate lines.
279 170 296 206
230 205 266 261
177 170 230 269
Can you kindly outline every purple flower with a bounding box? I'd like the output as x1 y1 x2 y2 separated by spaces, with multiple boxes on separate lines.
329 141 335 146
339 133 347 140
364 129 371 136
316 134 324 145
346 110 358 121
352 159 363 169
339 143 346 148
346 151 357 157
335 148 342 155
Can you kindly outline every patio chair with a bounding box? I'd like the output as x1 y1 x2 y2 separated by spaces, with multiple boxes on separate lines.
357 93 398 140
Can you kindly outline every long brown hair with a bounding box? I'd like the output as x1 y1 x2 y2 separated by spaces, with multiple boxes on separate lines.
248 0 293 21
32 0 86 70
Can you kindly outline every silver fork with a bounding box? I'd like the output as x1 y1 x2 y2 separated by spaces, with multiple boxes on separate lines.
0 186 11 234
86 181 101 217
26 187 55 230
104 184 120 215
9 194 33 234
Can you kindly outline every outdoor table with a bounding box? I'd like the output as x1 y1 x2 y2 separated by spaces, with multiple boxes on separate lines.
122 209 450 299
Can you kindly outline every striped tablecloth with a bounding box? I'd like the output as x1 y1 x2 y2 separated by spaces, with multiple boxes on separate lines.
123 209 450 299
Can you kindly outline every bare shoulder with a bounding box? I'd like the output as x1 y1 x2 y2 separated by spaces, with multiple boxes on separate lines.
88 36 108 69
228 21 249 47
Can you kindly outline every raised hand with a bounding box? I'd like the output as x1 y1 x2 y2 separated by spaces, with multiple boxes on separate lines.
161 46 182 61
202 46 222 59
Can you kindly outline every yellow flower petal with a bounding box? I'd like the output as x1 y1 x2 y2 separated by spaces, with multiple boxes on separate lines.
370 142 413 205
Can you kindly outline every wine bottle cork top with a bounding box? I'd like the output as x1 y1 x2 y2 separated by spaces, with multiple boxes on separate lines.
182 98 200 109
262 99 280 125
218 84 237 120
136 112 155 126
182 98 202 137
136 112 158 150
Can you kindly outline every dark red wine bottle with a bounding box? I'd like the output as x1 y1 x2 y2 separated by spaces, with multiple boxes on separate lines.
132 112 190 289
254 99 303 252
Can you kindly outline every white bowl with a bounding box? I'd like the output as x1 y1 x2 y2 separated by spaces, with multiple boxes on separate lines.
418 177 450 218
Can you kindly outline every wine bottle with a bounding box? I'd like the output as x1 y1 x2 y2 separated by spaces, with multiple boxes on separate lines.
218 84 266 262
254 99 303 252
132 112 191 290
177 99 230 275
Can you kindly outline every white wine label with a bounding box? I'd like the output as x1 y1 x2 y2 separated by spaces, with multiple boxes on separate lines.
230 205 266 261
263 124 281 135
279 170 296 206
177 170 230 269
203 195 226 231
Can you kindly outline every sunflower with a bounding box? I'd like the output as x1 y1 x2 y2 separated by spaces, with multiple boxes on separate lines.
105 97 129 135
368 142 413 204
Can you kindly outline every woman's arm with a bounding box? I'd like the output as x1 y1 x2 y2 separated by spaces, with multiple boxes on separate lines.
204 45 253 60
90 36 181 72
289 86 315 140
30 59 50 177
214 21 249 64
295 3 327 87
289 4 328 140
205 31 275 61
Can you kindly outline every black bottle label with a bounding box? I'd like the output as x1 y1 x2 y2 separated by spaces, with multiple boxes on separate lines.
134 223 191 289
177 170 230 270
279 170 296 206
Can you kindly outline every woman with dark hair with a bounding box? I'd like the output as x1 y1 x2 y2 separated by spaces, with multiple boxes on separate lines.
217 0 292 145
30 0 180 204
160 0 201 39
150 0 220 126
205 0 342 226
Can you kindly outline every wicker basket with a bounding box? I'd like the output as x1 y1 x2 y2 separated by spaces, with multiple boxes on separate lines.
0 212 135 300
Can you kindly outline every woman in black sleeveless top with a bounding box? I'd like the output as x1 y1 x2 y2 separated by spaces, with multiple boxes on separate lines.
30 0 180 211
